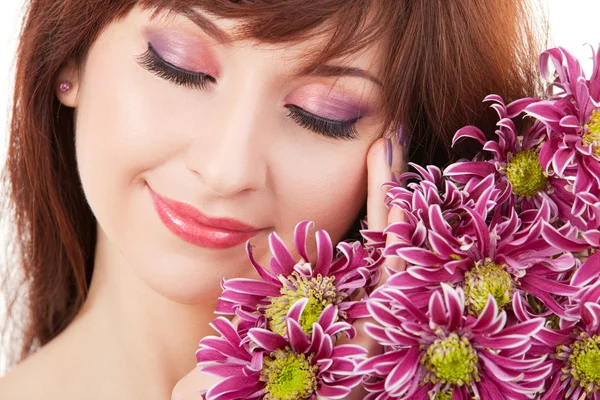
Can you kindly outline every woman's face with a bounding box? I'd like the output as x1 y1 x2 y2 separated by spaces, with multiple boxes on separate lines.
59 5 384 304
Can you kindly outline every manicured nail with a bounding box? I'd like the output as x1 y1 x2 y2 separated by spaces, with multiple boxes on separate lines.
397 125 408 148
385 138 393 167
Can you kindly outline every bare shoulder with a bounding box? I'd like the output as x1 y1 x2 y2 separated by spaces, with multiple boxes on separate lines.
0 361 38 399
0 347 63 400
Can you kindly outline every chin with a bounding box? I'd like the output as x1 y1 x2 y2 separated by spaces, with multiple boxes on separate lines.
135 253 228 305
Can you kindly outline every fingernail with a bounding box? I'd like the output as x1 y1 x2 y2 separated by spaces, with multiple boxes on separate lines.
385 138 393 167
398 125 408 148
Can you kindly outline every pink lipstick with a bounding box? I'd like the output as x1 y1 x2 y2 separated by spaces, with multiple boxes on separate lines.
148 186 261 249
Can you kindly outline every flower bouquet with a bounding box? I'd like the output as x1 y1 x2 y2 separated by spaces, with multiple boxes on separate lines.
195 45 600 400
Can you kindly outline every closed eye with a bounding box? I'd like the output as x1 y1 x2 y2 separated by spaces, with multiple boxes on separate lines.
135 42 215 90
285 104 360 140
136 42 361 140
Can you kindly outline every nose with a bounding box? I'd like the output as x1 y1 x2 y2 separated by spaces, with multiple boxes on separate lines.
184 85 269 198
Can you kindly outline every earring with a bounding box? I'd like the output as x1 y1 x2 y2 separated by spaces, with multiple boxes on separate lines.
59 81 72 93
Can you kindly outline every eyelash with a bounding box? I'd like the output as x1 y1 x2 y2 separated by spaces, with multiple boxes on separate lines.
285 105 360 141
136 42 361 140
136 42 215 90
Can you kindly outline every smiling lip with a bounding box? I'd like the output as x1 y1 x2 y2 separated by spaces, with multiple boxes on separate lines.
148 185 261 249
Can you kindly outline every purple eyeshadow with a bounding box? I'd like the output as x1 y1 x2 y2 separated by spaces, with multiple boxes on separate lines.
144 29 220 77
288 88 367 121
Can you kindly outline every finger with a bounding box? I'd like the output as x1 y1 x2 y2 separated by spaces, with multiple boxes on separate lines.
383 205 407 275
366 138 393 233
389 135 405 179
383 135 407 276
367 135 405 280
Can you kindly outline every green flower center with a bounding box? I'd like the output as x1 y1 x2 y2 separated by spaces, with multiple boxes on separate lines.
526 294 544 313
433 390 454 400
260 348 318 400
546 315 560 330
559 333 600 393
584 110 600 157
505 149 547 197
463 258 513 315
265 267 343 335
421 333 479 386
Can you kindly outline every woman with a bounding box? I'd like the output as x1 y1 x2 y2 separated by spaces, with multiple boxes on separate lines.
0 0 545 399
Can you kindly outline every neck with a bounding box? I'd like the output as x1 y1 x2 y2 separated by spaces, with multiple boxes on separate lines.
66 229 218 399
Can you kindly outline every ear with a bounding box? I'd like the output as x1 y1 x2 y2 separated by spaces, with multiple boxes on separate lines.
55 60 80 108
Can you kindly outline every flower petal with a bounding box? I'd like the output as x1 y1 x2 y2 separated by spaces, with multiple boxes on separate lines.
286 317 310 354
294 220 314 262
268 231 297 274
247 328 287 352
314 230 334 276
223 278 281 297
571 251 600 287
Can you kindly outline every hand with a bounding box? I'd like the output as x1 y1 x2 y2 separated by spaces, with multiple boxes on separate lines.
317 137 406 400
365 137 406 277
171 137 406 400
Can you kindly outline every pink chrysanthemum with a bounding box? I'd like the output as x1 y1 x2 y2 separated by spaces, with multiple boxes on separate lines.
383 169 579 317
446 94 582 227
382 162 501 277
513 263 600 400
386 163 471 216
197 300 366 400
357 284 551 399
522 46 600 230
216 221 382 336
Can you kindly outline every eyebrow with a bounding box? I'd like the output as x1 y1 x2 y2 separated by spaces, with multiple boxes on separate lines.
177 8 382 87
295 64 383 87
178 7 233 44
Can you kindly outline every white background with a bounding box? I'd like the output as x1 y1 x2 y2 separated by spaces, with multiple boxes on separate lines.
0 0 599 375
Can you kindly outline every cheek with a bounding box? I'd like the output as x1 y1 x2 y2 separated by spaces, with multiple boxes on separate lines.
76 22 216 215
73 32 226 304
75 48 187 189
272 142 369 248
75 44 177 243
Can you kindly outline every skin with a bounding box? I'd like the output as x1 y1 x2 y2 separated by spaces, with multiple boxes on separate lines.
0 5 405 400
